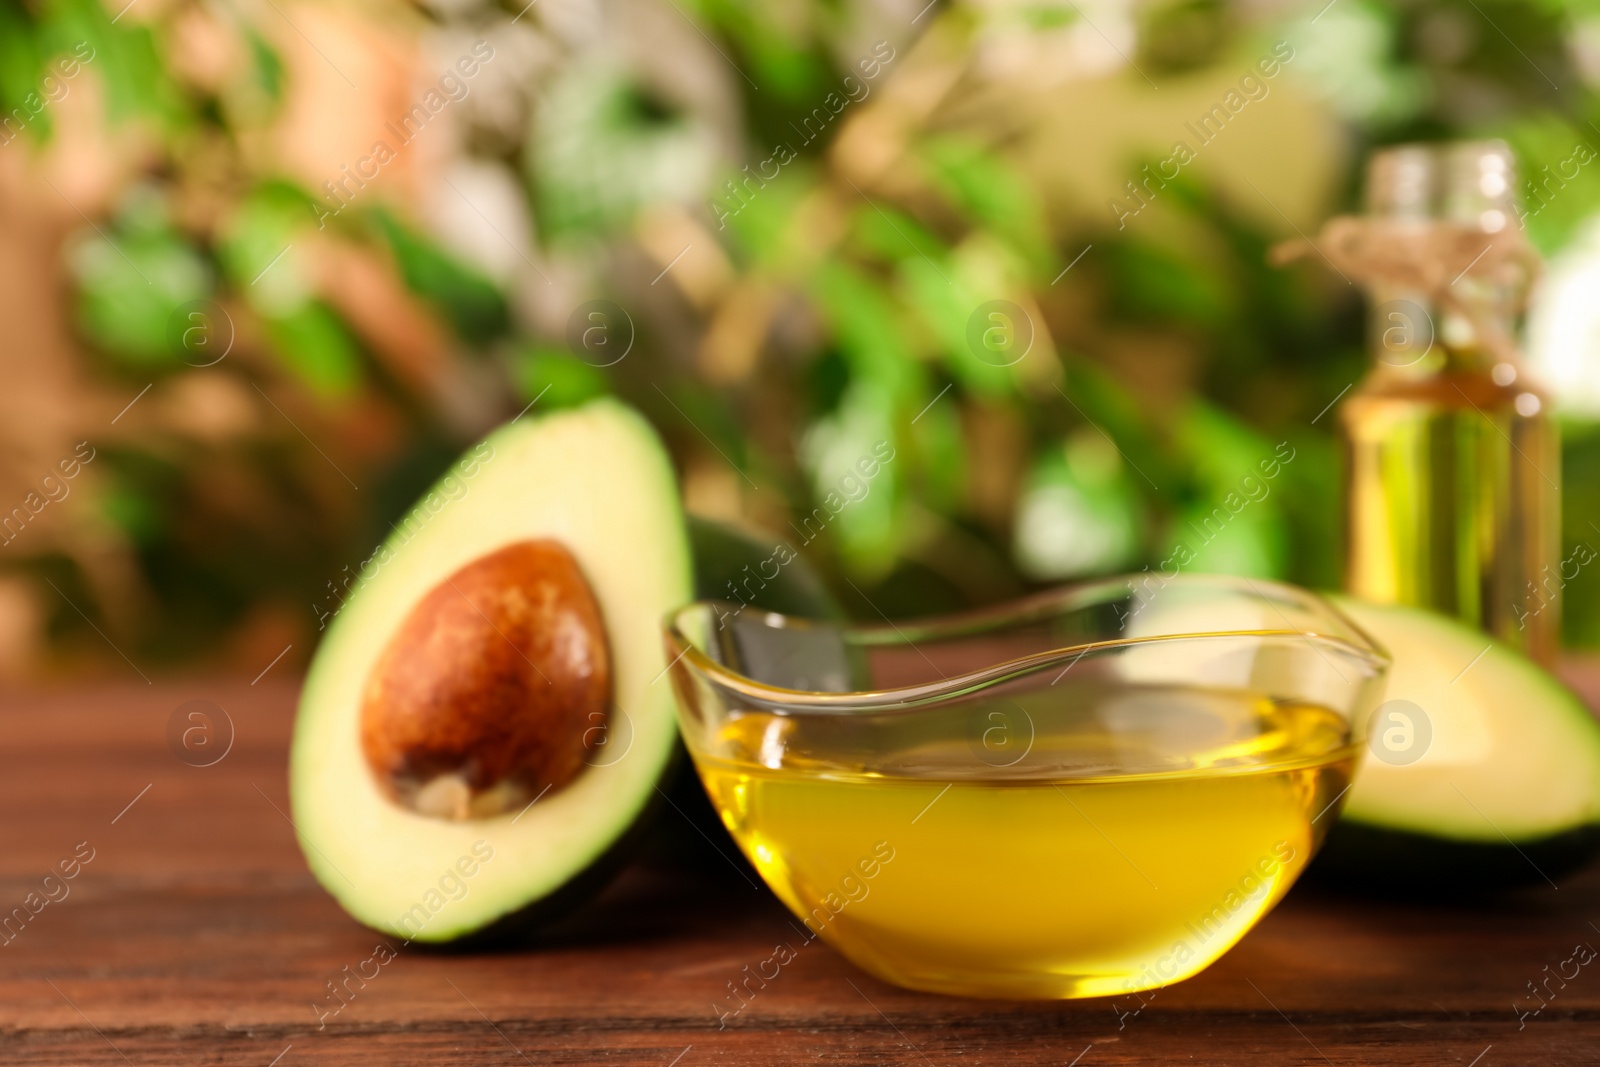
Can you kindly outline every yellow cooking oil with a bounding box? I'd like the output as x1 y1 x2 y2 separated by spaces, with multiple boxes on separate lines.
1341 355 1560 665
693 689 1356 999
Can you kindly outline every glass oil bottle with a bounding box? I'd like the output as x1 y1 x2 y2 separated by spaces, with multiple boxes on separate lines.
1339 142 1560 663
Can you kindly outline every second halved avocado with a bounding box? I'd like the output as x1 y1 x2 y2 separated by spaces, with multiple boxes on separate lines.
1318 597 1600 891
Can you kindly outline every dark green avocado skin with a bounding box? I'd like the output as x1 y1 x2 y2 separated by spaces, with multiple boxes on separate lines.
419 753 682 951
1312 820 1600 895
687 517 842 620
655 519 844 869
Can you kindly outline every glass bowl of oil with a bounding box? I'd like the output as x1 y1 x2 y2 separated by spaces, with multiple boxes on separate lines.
663 575 1389 1000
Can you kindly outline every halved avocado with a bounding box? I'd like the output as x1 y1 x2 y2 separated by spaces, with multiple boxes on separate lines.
290 399 691 943
1318 597 1600 891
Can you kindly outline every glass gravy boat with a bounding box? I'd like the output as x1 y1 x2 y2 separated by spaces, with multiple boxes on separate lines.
664 575 1388 999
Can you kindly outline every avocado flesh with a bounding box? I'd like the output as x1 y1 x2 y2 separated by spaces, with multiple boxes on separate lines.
1320 597 1600 890
290 399 691 943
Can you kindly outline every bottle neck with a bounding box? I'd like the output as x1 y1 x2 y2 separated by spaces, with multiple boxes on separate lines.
1365 280 1520 378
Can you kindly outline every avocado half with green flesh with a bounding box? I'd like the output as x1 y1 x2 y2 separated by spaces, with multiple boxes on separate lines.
1318 597 1600 891
291 399 691 943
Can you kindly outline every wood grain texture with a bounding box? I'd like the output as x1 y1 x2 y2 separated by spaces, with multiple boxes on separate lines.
2 672 1598 1066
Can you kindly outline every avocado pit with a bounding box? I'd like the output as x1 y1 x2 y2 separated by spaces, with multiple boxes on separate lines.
360 539 610 821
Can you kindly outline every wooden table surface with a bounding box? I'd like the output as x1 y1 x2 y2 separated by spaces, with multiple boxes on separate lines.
3 675 1597 1066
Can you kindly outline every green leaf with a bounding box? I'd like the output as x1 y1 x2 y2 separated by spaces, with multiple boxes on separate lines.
1175 401 1275 495
99 482 164 546
689 0 830 101
1169 497 1284 577
809 261 915 397
0 11 44 144
1164 402 1291 578
218 185 368 394
1103 238 1233 329
531 61 714 241
218 182 318 304
907 380 966 511
897 256 1016 399
851 199 945 266
512 345 610 411
261 302 363 398
1058 362 1172 491
71 211 211 365
799 381 901 577
246 30 284 103
921 136 1052 273
657 383 756 475
45 1 185 133
372 210 509 347
1502 113 1600 258
717 161 815 267
1013 433 1144 580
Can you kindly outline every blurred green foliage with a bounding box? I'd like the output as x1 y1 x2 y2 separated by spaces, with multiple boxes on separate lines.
8 0 1600 669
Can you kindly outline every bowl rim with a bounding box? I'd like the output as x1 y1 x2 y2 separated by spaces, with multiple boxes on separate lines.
662 573 1390 714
